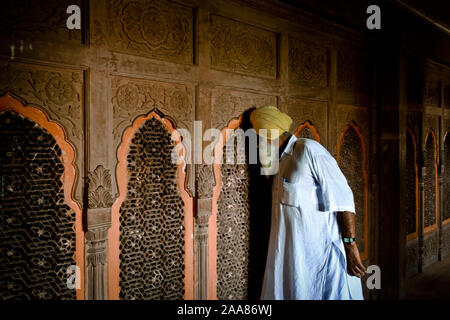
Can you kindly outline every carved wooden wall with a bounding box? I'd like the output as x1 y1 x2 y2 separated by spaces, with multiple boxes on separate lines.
1 0 449 300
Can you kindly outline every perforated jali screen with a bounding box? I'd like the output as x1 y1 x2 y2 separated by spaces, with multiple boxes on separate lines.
119 117 185 300
424 135 436 229
0 110 76 300
217 131 250 300
339 127 365 254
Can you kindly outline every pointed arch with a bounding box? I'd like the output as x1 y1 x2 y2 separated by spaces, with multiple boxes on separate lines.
337 121 369 261
108 110 193 300
406 127 419 241
294 120 321 142
423 128 439 234
0 93 84 299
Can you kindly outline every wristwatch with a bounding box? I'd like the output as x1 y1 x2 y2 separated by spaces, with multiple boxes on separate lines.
342 237 356 243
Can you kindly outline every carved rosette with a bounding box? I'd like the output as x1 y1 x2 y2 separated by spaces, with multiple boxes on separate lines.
288 38 328 87
109 0 194 64
210 15 277 79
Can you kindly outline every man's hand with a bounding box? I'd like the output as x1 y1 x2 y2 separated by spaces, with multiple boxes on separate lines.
337 211 367 278
343 242 366 278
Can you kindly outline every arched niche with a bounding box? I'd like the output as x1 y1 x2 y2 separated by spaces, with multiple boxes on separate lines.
108 110 193 300
0 93 84 299
406 128 419 241
210 113 272 300
423 129 438 234
337 122 369 261
444 131 450 224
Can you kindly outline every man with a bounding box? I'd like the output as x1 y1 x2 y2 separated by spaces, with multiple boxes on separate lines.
250 106 366 300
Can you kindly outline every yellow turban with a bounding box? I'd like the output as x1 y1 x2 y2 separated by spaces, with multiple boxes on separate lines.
250 106 292 140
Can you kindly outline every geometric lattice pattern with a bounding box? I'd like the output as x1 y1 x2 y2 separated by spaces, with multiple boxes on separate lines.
217 131 250 300
339 127 365 253
424 134 437 229
298 126 318 141
0 110 76 300
405 130 417 235
119 117 185 300
444 136 450 222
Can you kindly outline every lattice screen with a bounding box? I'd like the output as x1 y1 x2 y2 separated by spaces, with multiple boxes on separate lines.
119 117 185 300
217 130 250 300
406 131 417 235
424 134 436 228
0 110 76 299
338 127 365 254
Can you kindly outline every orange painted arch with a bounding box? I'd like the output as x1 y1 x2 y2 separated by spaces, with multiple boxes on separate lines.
337 121 370 261
0 93 85 300
108 110 194 300
423 129 439 234
294 120 321 142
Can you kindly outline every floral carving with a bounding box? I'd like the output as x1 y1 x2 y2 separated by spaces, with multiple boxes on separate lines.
45 77 76 105
109 0 194 64
210 15 277 79
196 165 215 199
211 89 277 129
289 38 327 87
88 165 114 209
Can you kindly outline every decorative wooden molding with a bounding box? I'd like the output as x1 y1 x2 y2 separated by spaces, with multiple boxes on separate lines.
443 130 450 226
406 128 420 241
108 110 193 300
337 121 369 261
0 93 84 300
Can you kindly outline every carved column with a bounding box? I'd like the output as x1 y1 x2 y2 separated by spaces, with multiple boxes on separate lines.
194 165 215 300
85 165 113 300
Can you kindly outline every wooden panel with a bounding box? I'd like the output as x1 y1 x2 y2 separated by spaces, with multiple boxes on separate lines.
109 0 195 64
210 15 278 79
288 37 328 87
285 97 327 146
211 89 277 130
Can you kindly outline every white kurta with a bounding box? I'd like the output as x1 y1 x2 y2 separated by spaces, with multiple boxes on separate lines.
260 136 364 300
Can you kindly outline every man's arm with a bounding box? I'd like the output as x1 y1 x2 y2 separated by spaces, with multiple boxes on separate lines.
337 211 366 278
